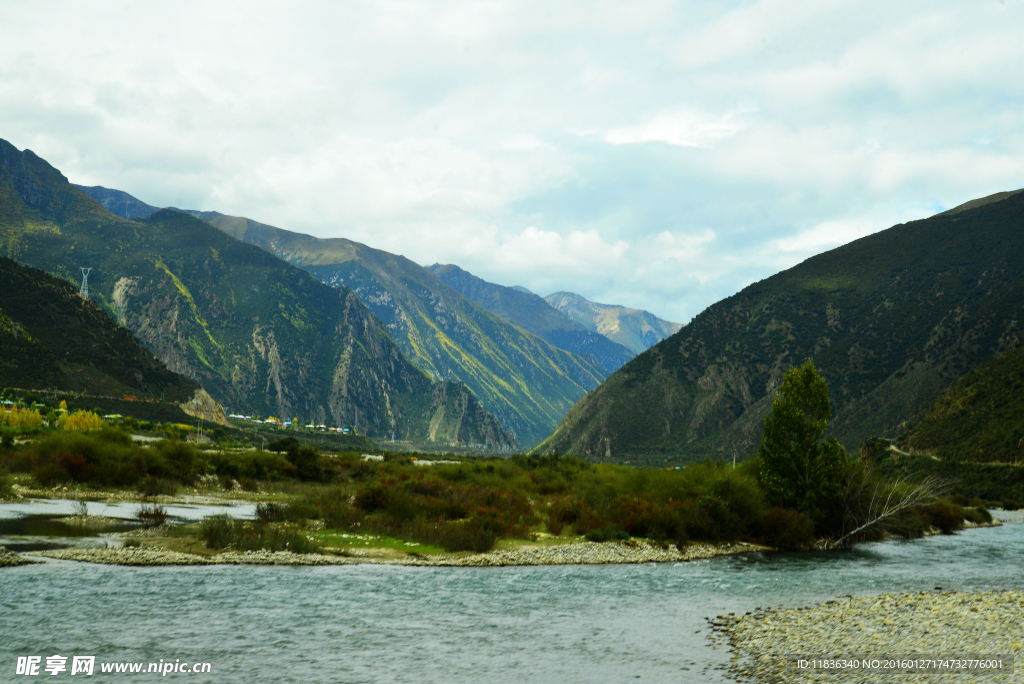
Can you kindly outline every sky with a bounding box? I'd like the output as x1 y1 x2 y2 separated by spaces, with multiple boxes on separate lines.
2 0 1023 324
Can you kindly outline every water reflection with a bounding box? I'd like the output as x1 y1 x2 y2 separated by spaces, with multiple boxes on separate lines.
0 498 257 552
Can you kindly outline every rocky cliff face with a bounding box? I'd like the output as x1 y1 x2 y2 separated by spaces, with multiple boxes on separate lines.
178 389 229 427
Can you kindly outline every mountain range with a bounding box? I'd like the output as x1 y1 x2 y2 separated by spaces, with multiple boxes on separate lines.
425 263 635 374
539 189 1024 463
1 140 514 448
0 253 227 424
544 291 683 355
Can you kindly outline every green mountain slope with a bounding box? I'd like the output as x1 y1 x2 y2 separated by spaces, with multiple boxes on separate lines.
168 210 606 447
0 140 514 448
544 291 683 355
909 343 1024 463
539 189 1024 464
426 263 635 374
0 254 227 421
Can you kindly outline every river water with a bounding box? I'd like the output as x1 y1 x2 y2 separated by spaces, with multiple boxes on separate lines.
1 507 1021 683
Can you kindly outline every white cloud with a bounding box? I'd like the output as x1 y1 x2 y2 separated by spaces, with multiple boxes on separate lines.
1 0 1023 324
602 109 747 148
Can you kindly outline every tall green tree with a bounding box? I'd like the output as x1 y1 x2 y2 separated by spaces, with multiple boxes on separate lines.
758 359 846 526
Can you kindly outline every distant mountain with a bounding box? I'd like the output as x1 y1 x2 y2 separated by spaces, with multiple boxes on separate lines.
1 140 514 448
166 210 607 447
539 189 1024 464
544 292 683 355
72 185 159 220
909 342 1024 463
0 253 227 424
426 264 635 375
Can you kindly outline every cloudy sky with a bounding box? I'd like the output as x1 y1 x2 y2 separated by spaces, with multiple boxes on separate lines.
2 0 1023 323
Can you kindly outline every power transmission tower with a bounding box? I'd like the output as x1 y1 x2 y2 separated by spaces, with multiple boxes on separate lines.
79 268 92 300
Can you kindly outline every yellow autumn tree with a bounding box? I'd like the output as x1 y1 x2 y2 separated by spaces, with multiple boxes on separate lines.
58 410 104 432
0 408 43 428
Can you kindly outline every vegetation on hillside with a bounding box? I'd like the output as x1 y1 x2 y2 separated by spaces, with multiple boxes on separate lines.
909 343 1024 463
540 189 1024 463
180 208 606 447
427 263 635 375
0 139 513 449
0 255 201 402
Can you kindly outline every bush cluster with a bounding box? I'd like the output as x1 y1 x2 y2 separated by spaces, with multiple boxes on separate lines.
199 515 321 554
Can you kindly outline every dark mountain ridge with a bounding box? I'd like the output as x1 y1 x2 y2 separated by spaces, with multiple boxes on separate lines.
539 189 1024 463
0 254 216 414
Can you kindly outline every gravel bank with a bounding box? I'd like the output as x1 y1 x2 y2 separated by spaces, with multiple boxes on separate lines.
715 589 1024 683
413 540 766 567
31 540 767 567
0 546 41 567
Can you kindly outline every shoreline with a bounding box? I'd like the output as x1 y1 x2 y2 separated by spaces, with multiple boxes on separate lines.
28 539 769 567
713 589 1024 683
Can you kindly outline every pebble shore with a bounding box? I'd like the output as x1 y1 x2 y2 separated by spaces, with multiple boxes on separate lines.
714 589 1024 683
29 539 767 567
0 546 40 567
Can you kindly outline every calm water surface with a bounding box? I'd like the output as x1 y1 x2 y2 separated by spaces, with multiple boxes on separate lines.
1 509 1021 683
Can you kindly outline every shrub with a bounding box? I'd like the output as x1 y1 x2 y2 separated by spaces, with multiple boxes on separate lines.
921 501 964 534
255 502 288 523
0 472 15 499
584 526 630 542
135 504 169 527
137 477 178 497
199 515 234 549
33 463 70 487
963 506 993 525
759 507 815 550
198 516 322 554
547 497 589 534
354 484 392 512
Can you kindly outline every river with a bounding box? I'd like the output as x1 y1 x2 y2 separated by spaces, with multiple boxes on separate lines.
1 505 1020 683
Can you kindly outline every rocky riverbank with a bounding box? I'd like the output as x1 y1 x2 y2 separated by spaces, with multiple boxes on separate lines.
0 545 40 567
414 539 766 567
714 589 1024 683
30 539 767 567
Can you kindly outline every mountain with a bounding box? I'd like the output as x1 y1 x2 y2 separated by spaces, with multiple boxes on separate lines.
426 263 635 374
544 291 683 355
908 342 1024 463
538 189 1024 464
0 140 514 448
0 254 228 424
73 185 159 220
146 210 607 447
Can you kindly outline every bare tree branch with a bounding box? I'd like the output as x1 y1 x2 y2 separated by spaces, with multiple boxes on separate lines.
825 473 950 549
